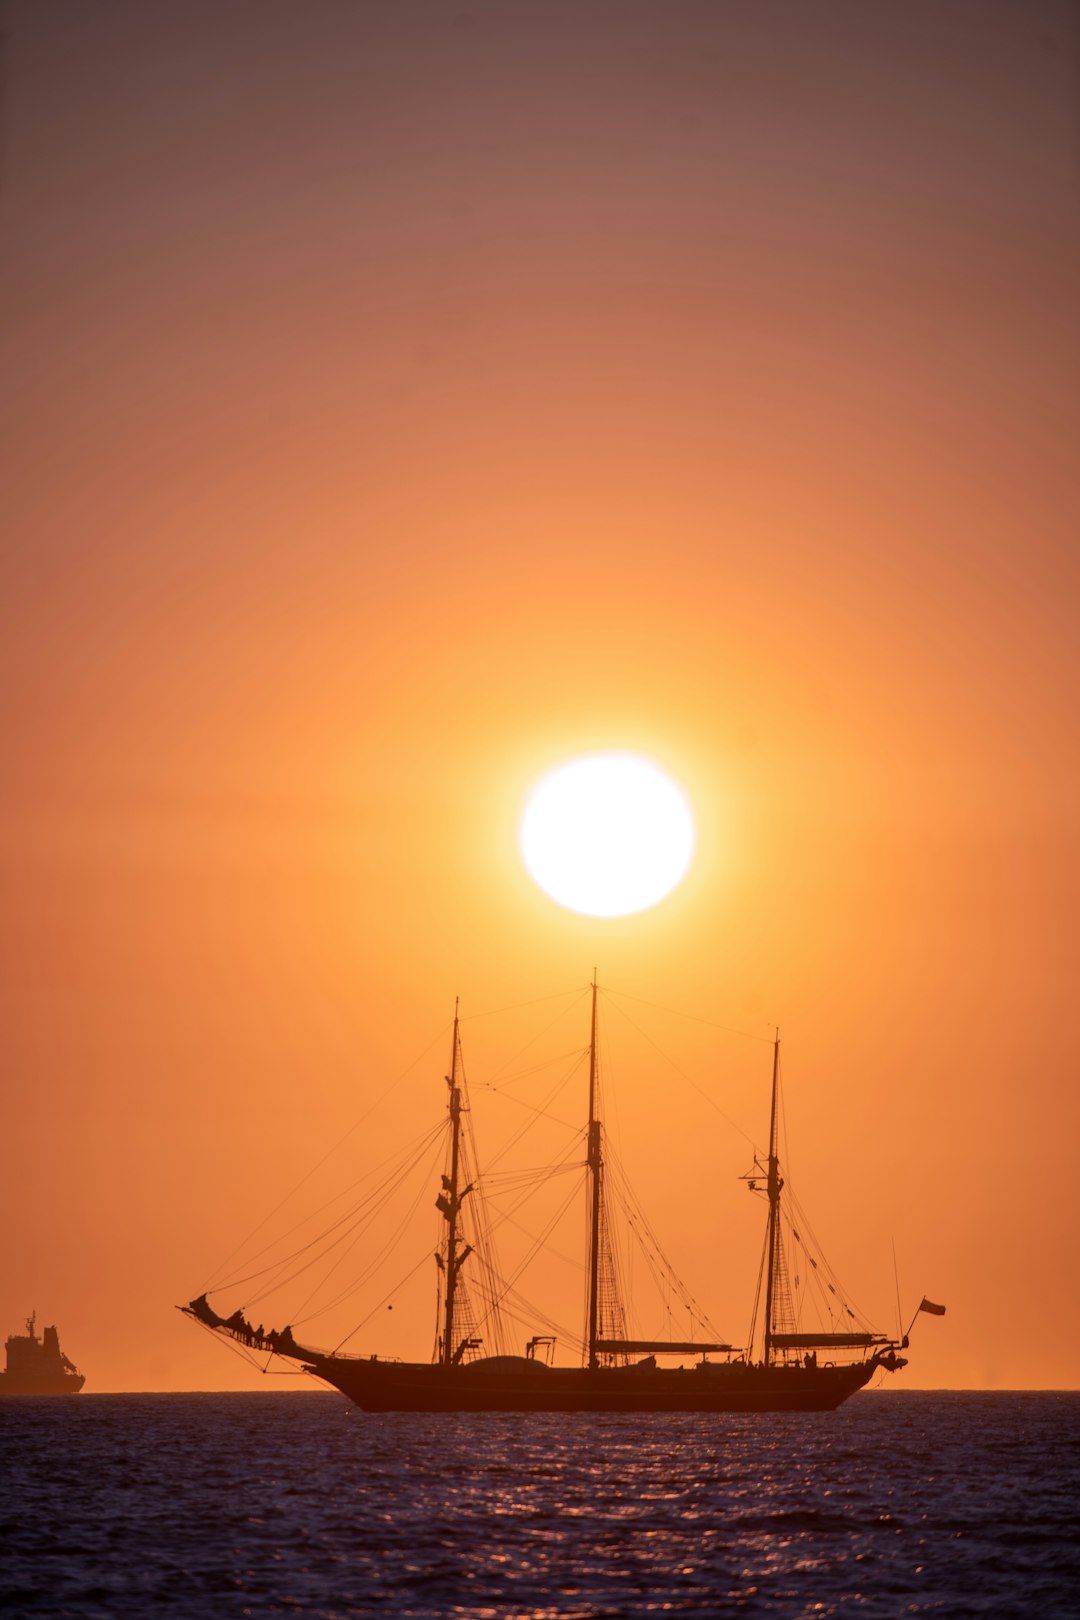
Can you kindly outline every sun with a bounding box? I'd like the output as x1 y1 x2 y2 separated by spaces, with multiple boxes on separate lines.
520 753 695 918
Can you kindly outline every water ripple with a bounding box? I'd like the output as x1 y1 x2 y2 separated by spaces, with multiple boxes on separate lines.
1 1392 1078 1617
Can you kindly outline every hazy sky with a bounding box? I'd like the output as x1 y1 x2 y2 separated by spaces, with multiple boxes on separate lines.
1 0 1077 1391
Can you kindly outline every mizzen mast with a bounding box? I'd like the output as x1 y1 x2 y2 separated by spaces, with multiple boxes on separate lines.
762 1030 783 1368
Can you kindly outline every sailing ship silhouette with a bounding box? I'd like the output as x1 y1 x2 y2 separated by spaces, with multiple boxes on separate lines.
183 981 942 1411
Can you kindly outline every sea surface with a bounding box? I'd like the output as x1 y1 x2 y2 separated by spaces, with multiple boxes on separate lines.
2 1391 1078 1618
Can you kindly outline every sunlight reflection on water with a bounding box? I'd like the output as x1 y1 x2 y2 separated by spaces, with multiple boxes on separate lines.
1 1392 1078 1617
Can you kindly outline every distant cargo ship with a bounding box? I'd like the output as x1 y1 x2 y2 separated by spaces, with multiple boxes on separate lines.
0 1313 85 1395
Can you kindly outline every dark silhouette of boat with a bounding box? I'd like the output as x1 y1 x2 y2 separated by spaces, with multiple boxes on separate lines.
0 1313 85 1395
182 982 941 1411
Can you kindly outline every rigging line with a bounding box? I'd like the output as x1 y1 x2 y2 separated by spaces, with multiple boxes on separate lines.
474 1259 583 1351
244 1128 446 1313
484 1177 587 1255
489 1295 583 1355
476 1277 583 1359
482 1201 583 1272
330 1248 434 1353
603 985 775 1046
483 1052 587 1172
458 1265 514 1356
456 1128 509 1358
892 1238 903 1343
192 1317 268 1372
603 993 759 1151
484 1171 586 1209
459 985 588 1023
605 1148 722 1329
800 1260 842 1331
783 1184 873 1329
748 1210 768 1357
777 1051 794 1209
595 1004 625 1165
201 1022 452 1293
785 1207 863 1331
480 988 592 1087
456 1258 508 1329
617 1204 675 1318
478 1083 580 1135
484 1160 586 1186
478 1173 584 1330
480 1047 587 1095
604 1154 725 1339
210 1121 446 1292
773 1134 874 1329
614 1195 697 1320
290 1133 447 1327
482 1139 588 1235
216 1124 446 1297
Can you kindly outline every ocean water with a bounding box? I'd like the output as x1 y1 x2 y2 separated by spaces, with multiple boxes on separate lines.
1 1392 1078 1618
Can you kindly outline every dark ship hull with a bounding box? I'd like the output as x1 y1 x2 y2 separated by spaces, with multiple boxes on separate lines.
302 1351 882 1413
0 1368 85 1396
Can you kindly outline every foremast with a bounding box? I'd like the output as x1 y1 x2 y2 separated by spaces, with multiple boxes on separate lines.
437 1000 473 1367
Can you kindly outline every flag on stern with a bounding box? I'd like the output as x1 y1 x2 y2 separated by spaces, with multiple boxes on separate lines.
918 1297 946 1316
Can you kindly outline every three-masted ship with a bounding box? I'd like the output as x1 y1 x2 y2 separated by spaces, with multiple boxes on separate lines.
183 982 932 1411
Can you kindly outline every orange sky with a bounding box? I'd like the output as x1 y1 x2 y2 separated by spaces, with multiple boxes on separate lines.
1 0 1077 1392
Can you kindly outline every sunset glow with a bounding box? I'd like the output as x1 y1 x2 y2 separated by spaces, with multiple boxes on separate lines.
520 755 695 917
1 1 1076 1397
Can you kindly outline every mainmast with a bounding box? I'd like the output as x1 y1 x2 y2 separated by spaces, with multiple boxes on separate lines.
437 1000 472 1368
762 1031 783 1368
586 974 602 1371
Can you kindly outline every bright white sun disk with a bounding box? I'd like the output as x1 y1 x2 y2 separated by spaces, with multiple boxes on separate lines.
520 754 695 917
